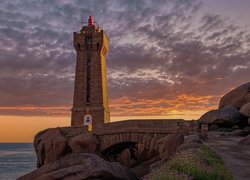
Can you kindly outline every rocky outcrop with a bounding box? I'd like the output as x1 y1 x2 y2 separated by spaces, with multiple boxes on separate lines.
18 153 138 180
184 133 202 144
117 148 133 167
177 133 203 151
157 134 184 161
116 143 158 168
198 82 250 130
27 126 185 179
34 128 67 167
68 133 100 153
198 106 241 128
240 102 250 118
219 82 250 109
238 135 250 146
34 128 101 167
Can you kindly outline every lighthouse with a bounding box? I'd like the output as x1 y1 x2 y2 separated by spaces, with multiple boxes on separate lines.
71 16 110 128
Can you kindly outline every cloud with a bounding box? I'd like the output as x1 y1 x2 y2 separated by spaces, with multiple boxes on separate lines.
109 94 218 118
0 0 249 118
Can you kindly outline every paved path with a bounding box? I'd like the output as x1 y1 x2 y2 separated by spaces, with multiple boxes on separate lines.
204 132 250 180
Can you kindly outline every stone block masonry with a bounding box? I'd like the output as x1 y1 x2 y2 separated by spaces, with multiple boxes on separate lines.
71 16 110 127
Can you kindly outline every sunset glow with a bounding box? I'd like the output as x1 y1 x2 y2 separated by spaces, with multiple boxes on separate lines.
0 116 69 142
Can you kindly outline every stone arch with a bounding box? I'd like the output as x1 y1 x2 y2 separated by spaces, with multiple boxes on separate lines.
100 133 160 168
100 132 158 153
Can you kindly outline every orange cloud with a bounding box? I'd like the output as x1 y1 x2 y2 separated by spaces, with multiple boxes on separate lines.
0 94 219 120
109 94 219 119
0 106 71 116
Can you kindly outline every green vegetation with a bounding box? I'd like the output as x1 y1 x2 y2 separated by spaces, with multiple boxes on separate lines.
148 144 233 180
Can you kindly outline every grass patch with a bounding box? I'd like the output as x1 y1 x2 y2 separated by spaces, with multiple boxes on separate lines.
169 160 230 180
148 145 233 180
199 146 223 166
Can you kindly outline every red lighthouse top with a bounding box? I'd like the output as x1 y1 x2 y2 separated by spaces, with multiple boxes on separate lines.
88 16 94 26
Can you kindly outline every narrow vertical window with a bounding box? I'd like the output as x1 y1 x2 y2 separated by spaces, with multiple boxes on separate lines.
86 59 91 103
87 37 92 45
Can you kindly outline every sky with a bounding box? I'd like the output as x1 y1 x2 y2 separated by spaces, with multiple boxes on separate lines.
0 0 249 142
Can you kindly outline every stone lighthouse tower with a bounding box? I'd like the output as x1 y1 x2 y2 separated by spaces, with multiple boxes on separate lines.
71 16 110 128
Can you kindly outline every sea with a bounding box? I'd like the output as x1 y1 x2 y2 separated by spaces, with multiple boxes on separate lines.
0 143 36 180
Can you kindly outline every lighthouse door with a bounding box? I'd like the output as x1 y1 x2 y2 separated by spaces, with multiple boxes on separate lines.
83 114 92 126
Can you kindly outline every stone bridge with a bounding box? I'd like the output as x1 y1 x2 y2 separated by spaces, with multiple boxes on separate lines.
59 119 194 162
36 119 196 168
93 120 185 154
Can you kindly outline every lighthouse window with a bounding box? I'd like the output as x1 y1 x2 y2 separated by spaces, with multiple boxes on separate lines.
86 37 92 45
97 43 100 50
86 58 91 103
77 43 80 49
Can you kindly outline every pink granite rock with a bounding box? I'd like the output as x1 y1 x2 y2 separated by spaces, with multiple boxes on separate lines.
68 133 99 153
34 128 67 167
219 82 250 109
18 153 138 180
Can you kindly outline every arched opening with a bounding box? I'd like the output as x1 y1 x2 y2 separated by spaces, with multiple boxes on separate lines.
102 142 136 161
77 43 80 49
101 142 159 168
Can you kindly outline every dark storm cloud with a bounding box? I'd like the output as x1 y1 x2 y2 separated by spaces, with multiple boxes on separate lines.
0 0 249 116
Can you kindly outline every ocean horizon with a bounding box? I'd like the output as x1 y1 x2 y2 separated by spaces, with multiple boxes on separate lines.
0 143 36 180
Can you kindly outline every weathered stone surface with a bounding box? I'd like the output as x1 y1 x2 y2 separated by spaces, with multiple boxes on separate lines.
232 125 239 130
18 153 138 180
219 82 250 109
240 102 250 118
178 141 202 152
157 134 184 161
230 127 250 136
34 128 67 167
238 135 250 146
117 148 133 167
178 133 203 151
130 164 149 178
242 127 250 135
184 134 202 144
230 129 245 136
198 106 241 128
68 133 99 153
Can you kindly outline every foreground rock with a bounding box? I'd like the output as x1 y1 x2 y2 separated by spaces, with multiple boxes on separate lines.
238 135 250 146
198 106 241 129
34 128 67 167
18 153 138 180
240 102 250 118
177 133 203 152
219 82 250 109
34 127 100 167
157 134 184 161
68 133 100 153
